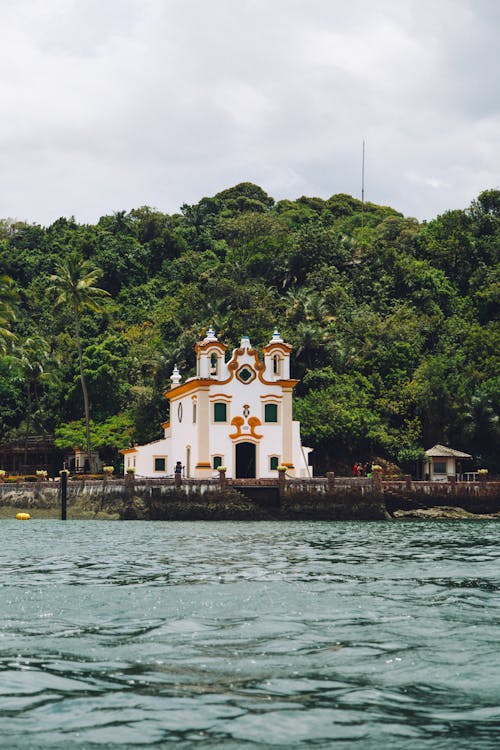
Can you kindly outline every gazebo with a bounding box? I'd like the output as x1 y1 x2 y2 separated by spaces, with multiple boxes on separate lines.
423 444 472 482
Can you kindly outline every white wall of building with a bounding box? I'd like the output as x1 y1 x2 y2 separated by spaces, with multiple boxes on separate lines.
124 330 313 478
127 437 171 477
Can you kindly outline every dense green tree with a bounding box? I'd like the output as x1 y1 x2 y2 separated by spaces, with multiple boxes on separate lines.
49 254 110 470
294 368 383 473
459 382 500 469
0 275 17 352
54 414 134 467
0 183 498 474
14 335 51 433
0 356 25 438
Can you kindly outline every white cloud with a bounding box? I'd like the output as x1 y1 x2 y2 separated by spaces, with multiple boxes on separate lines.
0 0 498 224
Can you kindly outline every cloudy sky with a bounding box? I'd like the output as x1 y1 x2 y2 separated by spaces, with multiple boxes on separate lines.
0 0 498 225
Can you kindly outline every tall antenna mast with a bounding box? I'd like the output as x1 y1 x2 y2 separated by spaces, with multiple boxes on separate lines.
361 139 365 230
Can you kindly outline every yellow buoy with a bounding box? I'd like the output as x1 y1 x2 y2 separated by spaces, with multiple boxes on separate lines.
16 512 31 521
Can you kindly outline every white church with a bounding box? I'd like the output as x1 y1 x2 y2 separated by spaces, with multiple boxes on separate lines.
121 328 312 479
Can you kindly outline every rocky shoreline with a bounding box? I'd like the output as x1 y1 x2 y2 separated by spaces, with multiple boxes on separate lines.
393 506 500 520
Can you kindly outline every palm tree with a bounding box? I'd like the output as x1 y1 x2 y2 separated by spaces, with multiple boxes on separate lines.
15 335 51 433
49 254 110 471
0 275 17 353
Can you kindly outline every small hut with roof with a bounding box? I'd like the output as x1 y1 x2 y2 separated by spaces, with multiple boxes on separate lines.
423 444 472 482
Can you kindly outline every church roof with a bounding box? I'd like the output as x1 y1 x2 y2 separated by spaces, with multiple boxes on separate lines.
425 444 472 459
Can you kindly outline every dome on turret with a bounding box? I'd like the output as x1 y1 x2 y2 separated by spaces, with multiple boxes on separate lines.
170 364 182 388
270 328 283 344
240 334 251 349
203 326 218 343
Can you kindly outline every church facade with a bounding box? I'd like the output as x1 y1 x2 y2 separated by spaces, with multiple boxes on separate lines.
121 328 312 479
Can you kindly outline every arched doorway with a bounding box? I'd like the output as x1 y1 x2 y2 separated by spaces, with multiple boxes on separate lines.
235 442 256 478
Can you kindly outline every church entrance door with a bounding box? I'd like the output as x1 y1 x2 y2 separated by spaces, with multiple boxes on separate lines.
235 442 256 478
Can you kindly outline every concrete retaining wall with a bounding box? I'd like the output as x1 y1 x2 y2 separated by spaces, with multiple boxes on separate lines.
1 477 499 520
0 476 385 520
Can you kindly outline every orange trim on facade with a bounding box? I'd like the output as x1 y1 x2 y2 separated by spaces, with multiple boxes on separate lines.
263 342 293 354
208 393 233 401
194 341 228 354
274 379 299 388
119 448 137 455
231 435 261 445
209 348 246 385
164 362 298 402
235 364 257 384
248 416 263 439
161 421 170 429
195 462 211 468
164 379 211 400
229 416 244 439
229 415 263 440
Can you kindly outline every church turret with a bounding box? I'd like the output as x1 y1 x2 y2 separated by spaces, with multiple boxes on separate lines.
194 326 228 379
263 328 292 380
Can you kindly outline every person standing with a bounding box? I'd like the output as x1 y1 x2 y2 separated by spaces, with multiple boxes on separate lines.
174 461 182 487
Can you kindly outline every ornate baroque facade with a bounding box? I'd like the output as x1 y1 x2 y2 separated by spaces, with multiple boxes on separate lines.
121 329 312 478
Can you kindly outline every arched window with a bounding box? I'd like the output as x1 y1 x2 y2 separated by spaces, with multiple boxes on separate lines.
213 455 223 470
210 353 218 376
273 354 281 376
269 456 279 471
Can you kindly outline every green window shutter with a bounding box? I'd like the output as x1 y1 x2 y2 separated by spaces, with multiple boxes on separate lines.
154 457 166 472
213 456 222 469
214 403 227 422
265 403 278 423
270 456 279 471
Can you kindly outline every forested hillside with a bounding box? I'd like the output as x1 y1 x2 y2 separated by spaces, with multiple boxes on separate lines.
1 183 499 474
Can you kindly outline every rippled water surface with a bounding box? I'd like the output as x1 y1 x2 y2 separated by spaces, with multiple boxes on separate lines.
1 520 499 749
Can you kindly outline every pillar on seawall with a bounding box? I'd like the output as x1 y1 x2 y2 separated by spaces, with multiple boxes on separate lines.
278 467 286 500
125 469 135 499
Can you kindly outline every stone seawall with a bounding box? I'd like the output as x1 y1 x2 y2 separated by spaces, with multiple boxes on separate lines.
0 477 498 521
0 477 387 521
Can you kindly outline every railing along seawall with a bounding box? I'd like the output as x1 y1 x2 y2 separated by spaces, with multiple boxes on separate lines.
1 476 499 504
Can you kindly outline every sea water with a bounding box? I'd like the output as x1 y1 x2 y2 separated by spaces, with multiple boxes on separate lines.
0 520 499 749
